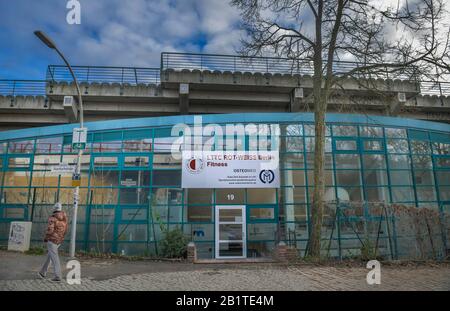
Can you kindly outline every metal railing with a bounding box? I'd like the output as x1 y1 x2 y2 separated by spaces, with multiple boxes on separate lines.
46 65 160 85
419 81 450 97
161 52 415 80
0 80 47 96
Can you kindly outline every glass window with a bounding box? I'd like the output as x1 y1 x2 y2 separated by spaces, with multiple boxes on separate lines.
412 155 432 169
187 206 212 222
249 208 275 221
360 126 383 137
216 188 245 204
3 208 25 219
0 142 7 154
291 170 306 186
188 189 213 205
119 188 150 205
31 172 59 187
363 170 388 186
307 170 334 186
36 137 62 154
414 170 434 185
94 157 118 168
389 170 413 186
388 154 410 169
387 139 409 153
283 124 303 136
305 137 332 152
1 188 29 204
363 140 383 151
335 154 360 169
392 187 414 202
121 208 147 221
90 170 120 187
416 187 436 202
60 172 89 187
3 172 31 187
124 156 150 168
33 155 61 170
432 142 450 155
152 153 181 169
438 186 450 200
8 140 34 154
363 154 386 169
365 187 389 202
385 128 407 138
151 188 182 205
410 140 431 154
306 153 333 169
285 137 303 152
8 157 30 169
436 171 450 185
61 154 90 170
282 153 304 169
435 157 450 168
304 124 331 136
335 140 357 151
92 141 122 153
336 171 361 186
333 125 357 136
152 170 181 187
122 139 152 152
120 170 151 187
247 188 276 204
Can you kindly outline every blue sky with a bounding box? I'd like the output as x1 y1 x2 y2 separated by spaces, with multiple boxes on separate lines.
0 0 242 79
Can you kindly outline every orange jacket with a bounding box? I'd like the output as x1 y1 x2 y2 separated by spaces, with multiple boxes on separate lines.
44 211 68 245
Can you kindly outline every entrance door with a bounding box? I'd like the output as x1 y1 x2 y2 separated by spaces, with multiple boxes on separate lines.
215 205 246 259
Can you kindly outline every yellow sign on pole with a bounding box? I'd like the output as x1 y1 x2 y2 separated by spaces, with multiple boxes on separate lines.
72 173 81 187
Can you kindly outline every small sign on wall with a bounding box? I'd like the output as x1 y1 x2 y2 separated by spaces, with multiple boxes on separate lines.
8 221 32 252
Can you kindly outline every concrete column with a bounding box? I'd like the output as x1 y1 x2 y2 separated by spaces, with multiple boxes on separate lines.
63 95 79 123
275 241 288 262
179 83 189 114
187 241 196 263
290 87 304 112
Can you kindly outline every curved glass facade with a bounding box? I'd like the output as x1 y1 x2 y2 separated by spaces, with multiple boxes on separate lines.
0 113 449 259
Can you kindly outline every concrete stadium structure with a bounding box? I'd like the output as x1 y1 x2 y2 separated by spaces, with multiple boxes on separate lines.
0 52 449 131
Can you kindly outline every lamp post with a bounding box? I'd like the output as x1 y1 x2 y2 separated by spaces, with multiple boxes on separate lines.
34 30 84 258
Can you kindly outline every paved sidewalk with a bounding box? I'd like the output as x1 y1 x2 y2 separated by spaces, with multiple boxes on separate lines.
0 251 449 291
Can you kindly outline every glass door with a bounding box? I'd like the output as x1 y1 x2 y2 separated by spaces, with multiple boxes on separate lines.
215 205 246 259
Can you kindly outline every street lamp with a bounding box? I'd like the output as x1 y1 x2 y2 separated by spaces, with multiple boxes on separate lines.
34 30 84 258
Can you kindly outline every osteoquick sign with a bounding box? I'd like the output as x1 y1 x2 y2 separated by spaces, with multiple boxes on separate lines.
182 151 280 188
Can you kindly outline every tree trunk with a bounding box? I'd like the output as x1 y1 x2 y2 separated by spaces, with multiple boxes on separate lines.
309 95 327 258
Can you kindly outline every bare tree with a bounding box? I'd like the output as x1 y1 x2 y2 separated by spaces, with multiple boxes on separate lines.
231 0 447 259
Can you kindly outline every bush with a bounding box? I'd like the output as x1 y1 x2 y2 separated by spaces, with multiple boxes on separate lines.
160 228 188 258
360 239 377 261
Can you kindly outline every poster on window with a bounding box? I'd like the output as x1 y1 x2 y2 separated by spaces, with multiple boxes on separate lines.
182 151 280 188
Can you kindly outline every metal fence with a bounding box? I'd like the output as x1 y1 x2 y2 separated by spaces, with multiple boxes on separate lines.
0 53 449 97
46 65 161 85
419 81 450 97
0 80 47 96
161 52 416 79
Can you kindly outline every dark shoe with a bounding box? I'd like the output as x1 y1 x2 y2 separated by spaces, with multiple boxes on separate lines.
50 277 62 282
37 272 46 279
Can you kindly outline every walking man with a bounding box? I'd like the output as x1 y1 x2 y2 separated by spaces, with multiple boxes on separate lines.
38 202 68 282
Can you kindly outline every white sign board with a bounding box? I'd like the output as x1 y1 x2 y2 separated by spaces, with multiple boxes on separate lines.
72 127 87 150
8 221 32 252
182 151 280 188
51 163 75 174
